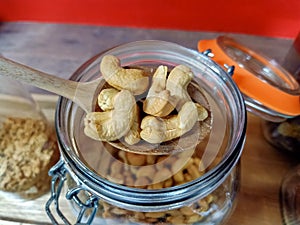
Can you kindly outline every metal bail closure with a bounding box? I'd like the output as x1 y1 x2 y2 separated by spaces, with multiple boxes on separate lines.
198 36 300 121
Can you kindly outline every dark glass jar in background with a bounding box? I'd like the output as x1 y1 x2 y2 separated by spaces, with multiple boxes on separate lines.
261 32 300 154
282 32 300 84
262 117 300 153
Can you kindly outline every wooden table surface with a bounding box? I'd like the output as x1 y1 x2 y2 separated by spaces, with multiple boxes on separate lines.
0 22 299 225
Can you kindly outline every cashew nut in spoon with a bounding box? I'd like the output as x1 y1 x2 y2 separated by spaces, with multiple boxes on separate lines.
97 88 119 111
84 89 137 141
140 101 200 144
143 65 177 117
166 64 194 110
124 105 141 145
100 55 149 95
144 64 208 120
96 87 141 145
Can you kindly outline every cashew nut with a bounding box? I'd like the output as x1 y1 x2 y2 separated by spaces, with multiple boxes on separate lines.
100 55 149 95
195 103 208 121
166 65 194 110
165 65 208 121
140 101 198 143
84 90 136 141
143 65 177 117
97 88 119 111
124 105 141 145
96 88 141 145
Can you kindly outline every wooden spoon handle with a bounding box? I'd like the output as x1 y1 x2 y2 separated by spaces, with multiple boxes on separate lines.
0 56 78 100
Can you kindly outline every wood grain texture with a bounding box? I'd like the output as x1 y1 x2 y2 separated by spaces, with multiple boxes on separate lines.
227 113 298 225
0 22 298 225
0 22 293 88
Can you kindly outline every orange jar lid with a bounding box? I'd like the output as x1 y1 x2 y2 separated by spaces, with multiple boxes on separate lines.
198 36 300 118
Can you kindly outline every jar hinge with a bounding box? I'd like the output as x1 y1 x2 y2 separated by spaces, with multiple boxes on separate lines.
45 159 99 225
66 186 99 225
201 49 235 76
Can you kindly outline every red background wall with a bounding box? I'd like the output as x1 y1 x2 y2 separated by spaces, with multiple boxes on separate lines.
0 0 299 38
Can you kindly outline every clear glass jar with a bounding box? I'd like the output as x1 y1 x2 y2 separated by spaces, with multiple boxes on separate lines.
199 35 300 155
261 117 300 154
46 40 246 225
261 32 300 155
282 32 300 84
0 77 59 199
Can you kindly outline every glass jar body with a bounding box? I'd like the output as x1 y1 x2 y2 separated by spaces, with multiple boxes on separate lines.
261 33 300 154
0 77 59 199
261 117 300 154
54 161 240 225
46 40 246 225
282 32 300 83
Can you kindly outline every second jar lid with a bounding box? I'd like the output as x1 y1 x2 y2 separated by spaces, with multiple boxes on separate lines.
198 36 300 121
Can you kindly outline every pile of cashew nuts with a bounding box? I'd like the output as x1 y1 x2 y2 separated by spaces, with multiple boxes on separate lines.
84 55 209 145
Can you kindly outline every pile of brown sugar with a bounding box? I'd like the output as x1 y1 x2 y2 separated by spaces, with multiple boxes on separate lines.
0 117 59 198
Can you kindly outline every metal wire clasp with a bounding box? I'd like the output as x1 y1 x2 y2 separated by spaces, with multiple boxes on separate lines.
202 49 235 76
45 159 99 225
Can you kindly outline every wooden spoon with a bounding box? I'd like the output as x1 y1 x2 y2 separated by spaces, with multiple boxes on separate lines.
0 56 103 113
0 56 212 155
